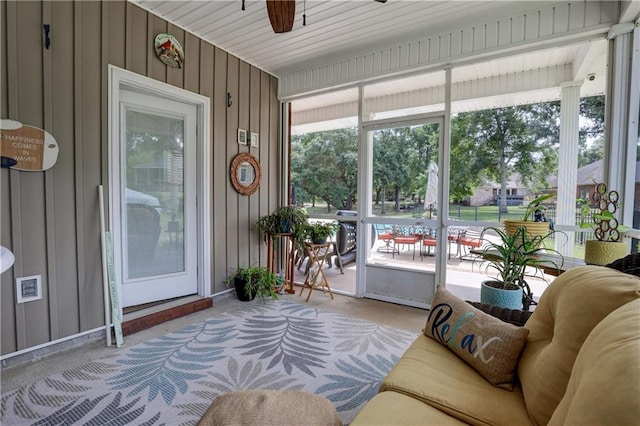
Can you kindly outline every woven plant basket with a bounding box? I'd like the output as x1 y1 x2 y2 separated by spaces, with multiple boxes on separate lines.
503 220 550 239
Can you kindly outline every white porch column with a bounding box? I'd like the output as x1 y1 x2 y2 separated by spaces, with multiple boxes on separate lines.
556 81 582 257
605 22 637 230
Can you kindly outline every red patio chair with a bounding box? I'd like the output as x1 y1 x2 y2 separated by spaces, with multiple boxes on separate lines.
421 237 437 259
458 229 484 261
392 226 420 260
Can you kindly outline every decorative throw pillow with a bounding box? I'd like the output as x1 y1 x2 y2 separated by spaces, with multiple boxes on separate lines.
424 286 529 390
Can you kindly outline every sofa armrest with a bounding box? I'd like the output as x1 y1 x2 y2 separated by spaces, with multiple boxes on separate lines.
466 301 533 327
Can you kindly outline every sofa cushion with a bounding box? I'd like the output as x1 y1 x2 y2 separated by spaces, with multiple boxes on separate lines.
424 286 529 390
350 391 468 425
518 265 640 425
548 299 640 425
381 334 533 425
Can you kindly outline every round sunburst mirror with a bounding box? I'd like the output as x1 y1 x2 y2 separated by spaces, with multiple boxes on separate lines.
230 153 261 195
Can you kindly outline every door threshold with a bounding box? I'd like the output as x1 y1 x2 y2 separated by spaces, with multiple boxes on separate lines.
121 295 212 336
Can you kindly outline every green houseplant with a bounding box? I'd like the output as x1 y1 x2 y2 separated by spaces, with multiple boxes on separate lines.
224 266 279 302
578 183 629 265
256 205 308 236
301 221 338 244
503 193 556 239
479 225 563 310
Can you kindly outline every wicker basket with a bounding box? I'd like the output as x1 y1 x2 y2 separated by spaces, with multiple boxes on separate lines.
503 220 551 239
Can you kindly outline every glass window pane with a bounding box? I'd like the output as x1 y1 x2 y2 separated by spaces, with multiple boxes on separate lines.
125 110 185 279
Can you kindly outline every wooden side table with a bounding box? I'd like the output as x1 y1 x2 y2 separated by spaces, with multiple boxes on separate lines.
266 233 296 294
299 242 334 302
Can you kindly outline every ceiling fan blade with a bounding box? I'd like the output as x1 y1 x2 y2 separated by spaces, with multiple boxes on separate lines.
266 0 296 33
374 0 388 3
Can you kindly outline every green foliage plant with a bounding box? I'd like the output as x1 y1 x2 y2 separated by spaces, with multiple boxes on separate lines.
256 206 308 235
300 221 338 244
521 193 556 221
224 265 279 303
479 225 563 308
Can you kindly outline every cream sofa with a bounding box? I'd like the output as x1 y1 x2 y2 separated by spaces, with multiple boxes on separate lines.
351 265 640 425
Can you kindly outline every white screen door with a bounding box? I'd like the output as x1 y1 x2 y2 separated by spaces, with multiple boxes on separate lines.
358 116 445 308
117 90 197 307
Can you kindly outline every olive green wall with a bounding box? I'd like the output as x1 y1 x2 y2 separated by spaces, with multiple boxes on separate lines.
0 0 280 356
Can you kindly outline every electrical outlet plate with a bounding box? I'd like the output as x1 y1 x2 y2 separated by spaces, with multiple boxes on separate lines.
16 275 42 303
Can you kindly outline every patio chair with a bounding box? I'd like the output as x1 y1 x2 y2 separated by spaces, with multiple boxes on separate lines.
392 226 420 260
126 204 161 266
374 224 395 253
421 236 437 258
447 227 465 259
458 229 484 261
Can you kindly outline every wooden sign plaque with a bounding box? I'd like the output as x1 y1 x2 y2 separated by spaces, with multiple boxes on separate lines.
0 119 59 171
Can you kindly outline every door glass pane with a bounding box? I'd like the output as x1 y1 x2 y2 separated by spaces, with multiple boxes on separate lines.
125 110 184 279
369 123 440 271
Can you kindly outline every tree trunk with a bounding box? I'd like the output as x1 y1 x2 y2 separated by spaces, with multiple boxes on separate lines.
499 154 509 214
395 185 401 212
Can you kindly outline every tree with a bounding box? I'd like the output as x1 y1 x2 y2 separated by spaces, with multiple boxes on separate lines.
452 102 560 213
291 129 358 211
578 95 605 167
449 114 485 202
373 128 413 212
406 124 440 205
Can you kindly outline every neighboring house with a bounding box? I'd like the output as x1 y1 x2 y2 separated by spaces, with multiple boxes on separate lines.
468 175 534 207
471 160 640 208
548 159 640 205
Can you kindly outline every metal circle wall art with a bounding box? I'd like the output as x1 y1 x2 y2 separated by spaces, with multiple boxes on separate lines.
230 153 261 196
154 33 185 69
591 182 621 242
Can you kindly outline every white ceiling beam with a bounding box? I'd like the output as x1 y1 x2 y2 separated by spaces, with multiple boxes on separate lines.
619 1 640 23
292 65 573 126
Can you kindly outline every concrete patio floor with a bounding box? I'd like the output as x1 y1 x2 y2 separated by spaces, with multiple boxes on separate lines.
291 239 554 304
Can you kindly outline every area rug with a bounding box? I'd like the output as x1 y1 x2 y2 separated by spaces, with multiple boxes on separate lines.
1 300 418 425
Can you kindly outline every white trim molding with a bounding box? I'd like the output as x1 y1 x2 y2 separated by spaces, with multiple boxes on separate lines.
280 1 617 100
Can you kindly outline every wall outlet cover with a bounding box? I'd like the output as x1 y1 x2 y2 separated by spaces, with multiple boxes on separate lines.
16 275 42 303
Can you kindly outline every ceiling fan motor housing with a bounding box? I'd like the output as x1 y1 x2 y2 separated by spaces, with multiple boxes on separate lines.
266 0 296 33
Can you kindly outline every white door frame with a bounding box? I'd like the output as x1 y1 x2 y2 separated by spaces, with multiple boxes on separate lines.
356 112 446 309
108 65 211 311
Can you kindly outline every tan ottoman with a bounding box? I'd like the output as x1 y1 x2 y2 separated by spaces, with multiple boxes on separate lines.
197 389 342 426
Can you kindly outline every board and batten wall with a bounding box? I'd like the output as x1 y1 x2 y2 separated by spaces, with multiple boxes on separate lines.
0 0 280 356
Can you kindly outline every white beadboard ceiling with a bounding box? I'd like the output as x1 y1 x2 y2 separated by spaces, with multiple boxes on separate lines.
133 0 614 133
132 0 564 77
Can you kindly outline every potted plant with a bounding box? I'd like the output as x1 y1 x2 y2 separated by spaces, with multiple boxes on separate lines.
224 265 279 302
301 221 338 244
578 183 629 265
478 225 563 310
256 205 308 236
503 193 556 239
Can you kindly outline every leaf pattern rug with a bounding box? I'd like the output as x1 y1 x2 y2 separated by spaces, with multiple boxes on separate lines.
1 300 418 425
